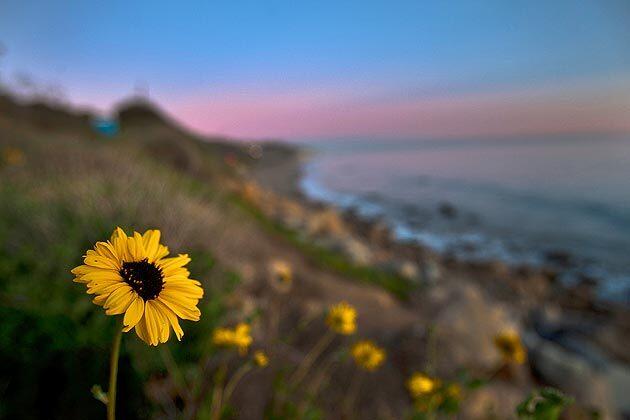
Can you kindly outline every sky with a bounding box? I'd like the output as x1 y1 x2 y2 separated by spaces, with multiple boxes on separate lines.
1 0 629 140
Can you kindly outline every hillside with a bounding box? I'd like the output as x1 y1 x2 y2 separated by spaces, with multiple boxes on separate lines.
0 93 626 419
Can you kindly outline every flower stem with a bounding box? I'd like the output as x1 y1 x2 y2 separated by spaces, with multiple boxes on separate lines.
209 364 228 420
160 346 191 400
107 327 123 420
290 329 335 387
342 370 363 416
223 363 253 406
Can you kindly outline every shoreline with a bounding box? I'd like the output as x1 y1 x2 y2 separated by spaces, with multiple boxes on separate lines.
249 140 630 313
296 146 630 305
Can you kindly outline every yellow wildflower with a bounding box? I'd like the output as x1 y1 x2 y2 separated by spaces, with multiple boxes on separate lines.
446 383 462 399
212 322 253 355
233 323 253 355
326 301 357 335
253 350 269 367
71 228 203 346
212 327 235 346
407 373 439 398
268 260 293 293
351 340 386 371
2 146 25 166
494 330 527 364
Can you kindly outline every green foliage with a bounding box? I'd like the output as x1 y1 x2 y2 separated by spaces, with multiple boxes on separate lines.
264 369 324 420
409 384 463 419
456 368 488 390
408 372 479 419
0 154 237 418
0 306 147 419
230 195 414 299
516 388 573 420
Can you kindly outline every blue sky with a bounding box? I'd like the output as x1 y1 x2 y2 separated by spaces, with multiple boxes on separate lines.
1 0 629 139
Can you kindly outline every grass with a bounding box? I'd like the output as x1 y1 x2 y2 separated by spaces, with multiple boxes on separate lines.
0 119 411 418
0 127 242 418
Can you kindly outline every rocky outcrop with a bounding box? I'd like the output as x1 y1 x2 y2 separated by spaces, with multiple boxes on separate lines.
235 175 630 419
526 333 621 419
429 284 517 373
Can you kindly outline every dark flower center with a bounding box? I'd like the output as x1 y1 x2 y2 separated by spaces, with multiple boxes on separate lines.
498 339 516 354
120 258 164 300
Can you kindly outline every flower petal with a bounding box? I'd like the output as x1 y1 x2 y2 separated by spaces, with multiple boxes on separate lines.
87 281 126 295
84 251 119 269
155 245 169 260
123 295 145 332
157 291 201 321
92 294 109 306
148 300 170 343
71 264 101 276
104 285 134 315
134 316 151 345
80 270 122 283
158 254 191 275
129 232 147 261
94 241 120 264
143 301 164 345
162 280 204 299
153 299 184 341
110 240 128 262
142 230 161 262
111 227 128 242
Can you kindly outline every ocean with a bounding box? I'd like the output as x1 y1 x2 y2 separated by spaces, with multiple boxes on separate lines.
299 134 630 302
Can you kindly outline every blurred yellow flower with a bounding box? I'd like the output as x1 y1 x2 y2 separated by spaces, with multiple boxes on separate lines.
212 322 253 355
351 340 386 371
494 330 527 364
268 259 292 293
2 146 25 166
212 327 234 346
407 373 439 398
233 323 253 354
446 383 462 399
253 350 269 367
71 227 203 346
241 182 263 204
326 301 357 335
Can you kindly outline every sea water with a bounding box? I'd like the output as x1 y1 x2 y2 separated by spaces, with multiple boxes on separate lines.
300 134 630 302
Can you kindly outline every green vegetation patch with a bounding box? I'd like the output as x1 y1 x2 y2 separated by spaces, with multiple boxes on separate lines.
229 195 414 299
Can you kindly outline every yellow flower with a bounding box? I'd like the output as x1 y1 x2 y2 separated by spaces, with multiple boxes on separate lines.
253 350 269 367
212 322 253 355
268 260 293 293
212 327 235 346
407 373 439 398
351 340 386 371
494 330 527 364
2 146 25 166
446 383 462 399
233 323 253 354
326 301 357 335
241 182 263 204
71 227 203 346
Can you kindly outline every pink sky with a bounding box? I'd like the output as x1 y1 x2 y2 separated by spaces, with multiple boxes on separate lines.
162 76 630 140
